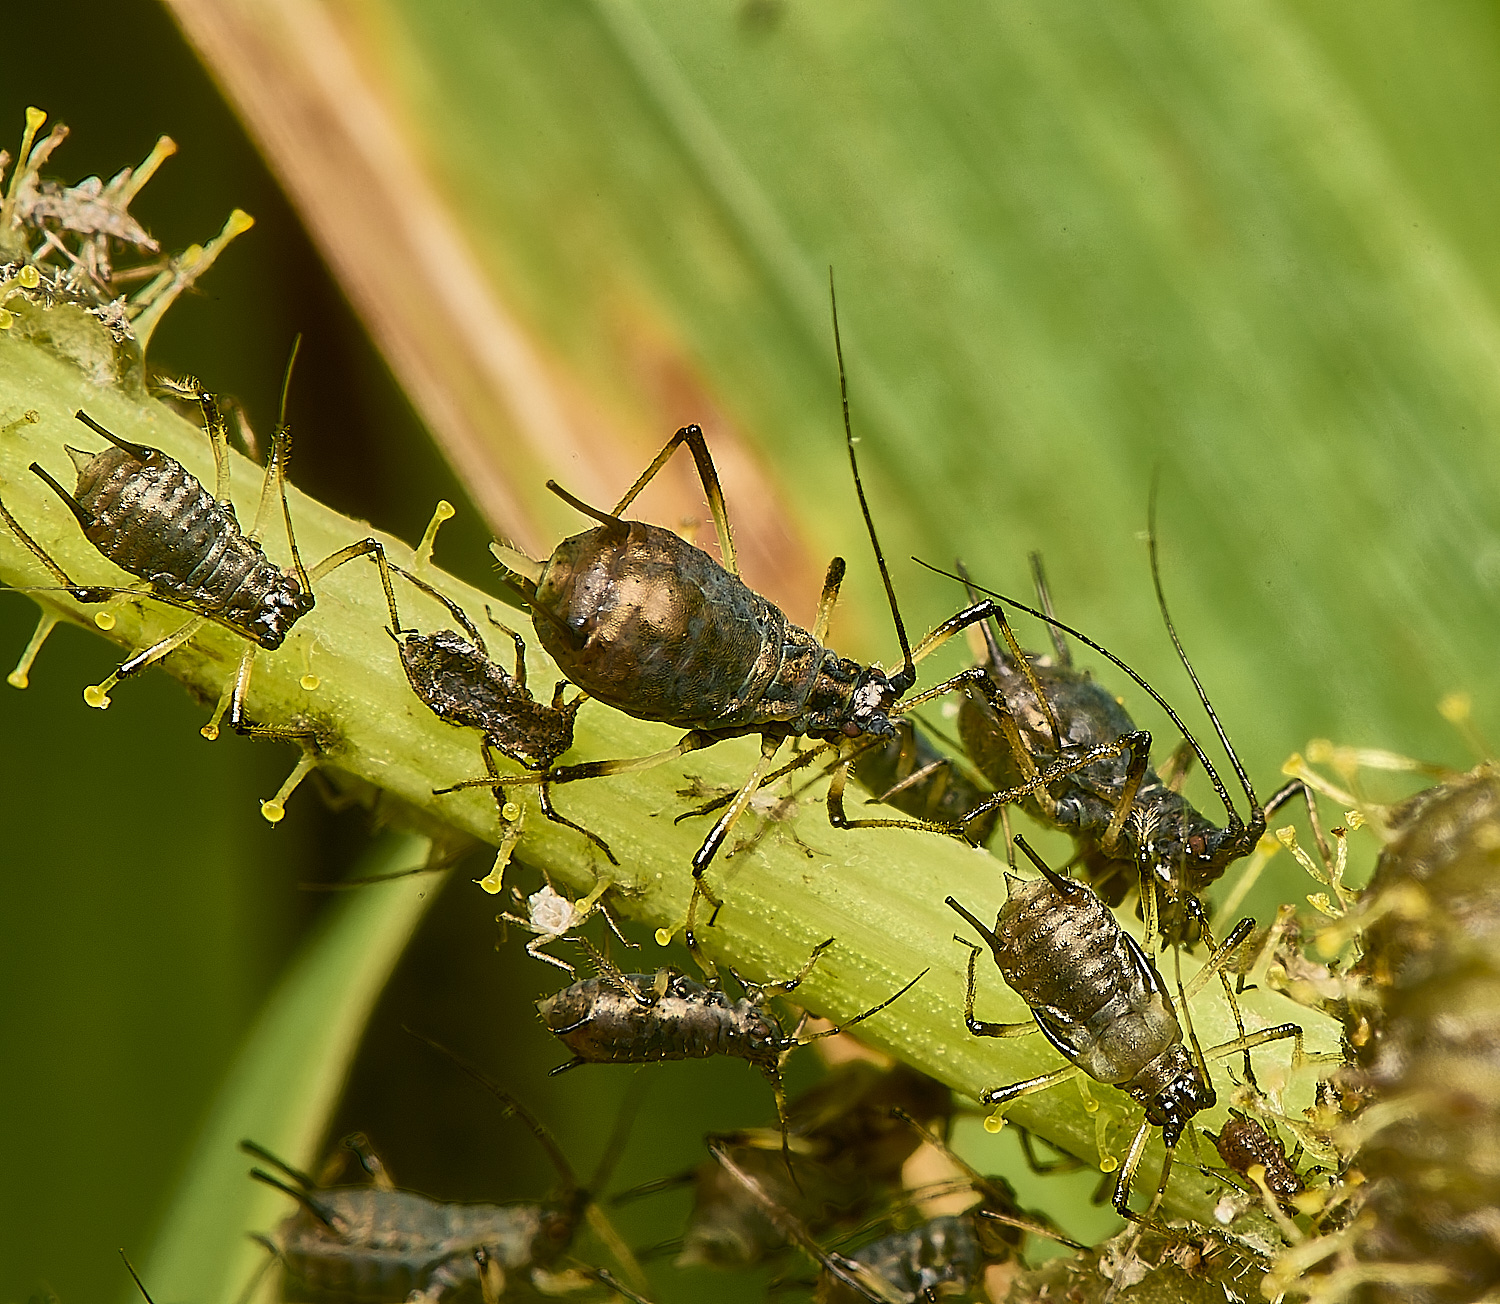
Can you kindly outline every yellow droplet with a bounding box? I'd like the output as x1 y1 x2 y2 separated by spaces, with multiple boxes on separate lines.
1099 1156 1119 1173
94 611 116 631
1439 691 1472 724
983 1112 1006 1134
476 868 505 895
260 800 286 824
200 723 219 741
1082 1097 1099 1114
0 311 14 331
654 927 674 947
83 684 110 709
435 500 455 522
17 265 39 289
300 674 320 691
7 670 27 689
501 802 521 822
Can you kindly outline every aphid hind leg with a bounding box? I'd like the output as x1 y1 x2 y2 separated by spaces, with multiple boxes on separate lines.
84 615 208 709
691 734 785 878
0 482 113 602
609 423 738 575
956 939 1036 1041
6 607 60 688
824 745 978 840
536 772 618 865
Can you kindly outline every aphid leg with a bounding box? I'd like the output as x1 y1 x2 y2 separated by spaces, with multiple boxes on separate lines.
0 482 112 602
1027 551 1071 667
473 1247 505 1304
260 746 319 824
525 935 579 976
1184 916 1258 1083
691 734 785 877
535 767 618 865
84 615 207 709
202 640 254 740
6 606 59 687
824 741 979 839
609 423 739 575
342 1131 396 1190
959 560 1063 751
1111 1117 1175 1232
1204 1022 1304 1073
1015 1125 1086 1175
498 728 721 792
681 878 722 975
952 937 1037 1041
675 739 837 820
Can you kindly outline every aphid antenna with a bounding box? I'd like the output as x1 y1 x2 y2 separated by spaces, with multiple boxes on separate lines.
265 335 311 591
118 1250 155 1304
548 478 625 528
708 1141 886 1303
829 269 914 690
1145 478 1260 828
402 1025 580 1193
247 1166 343 1231
915 558 1244 833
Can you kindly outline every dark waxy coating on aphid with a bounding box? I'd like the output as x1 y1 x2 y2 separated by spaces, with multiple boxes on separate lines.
398 628 578 768
851 720 1000 845
979 871 1211 1145
1213 1116 1303 1202
275 1187 566 1304
819 1210 1023 1304
68 442 311 648
1343 766 1500 1303
537 970 782 1071
534 522 898 739
960 650 1232 917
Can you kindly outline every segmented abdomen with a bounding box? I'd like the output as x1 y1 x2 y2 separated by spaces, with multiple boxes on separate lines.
75 445 307 649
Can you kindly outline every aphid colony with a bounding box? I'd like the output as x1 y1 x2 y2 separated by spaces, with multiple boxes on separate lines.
3 296 1356 1301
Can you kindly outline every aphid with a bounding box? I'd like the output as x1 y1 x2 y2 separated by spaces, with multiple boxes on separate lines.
489 286 987 905
371 517 615 865
497 880 634 975
536 936 926 1166
947 836 1301 1225
918 545 1327 946
847 718 1001 846
708 1108 1076 1304
619 1060 953 1271
1208 1111 1304 1206
0 369 394 759
244 1040 651 1304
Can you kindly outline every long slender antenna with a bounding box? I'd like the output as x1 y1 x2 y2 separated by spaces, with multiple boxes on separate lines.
403 1027 578 1192
829 269 913 682
915 558 1242 831
1146 478 1259 822
119 1251 155 1304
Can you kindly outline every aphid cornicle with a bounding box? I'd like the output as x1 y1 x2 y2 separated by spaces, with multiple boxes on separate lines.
369 519 616 867
536 937 926 1166
489 286 990 900
0 367 395 750
915 542 1327 946
244 1043 651 1304
947 836 1301 1225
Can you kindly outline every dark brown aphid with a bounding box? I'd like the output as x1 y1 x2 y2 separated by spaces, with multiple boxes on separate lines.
947 836 1301 1225
0 372 393 759
918 547 1326 946
1340 764 1500 1303
536 937 925 1166
370 524 615 866
490 289 987 901
244 1044 651 1304
1209 1111 1303 1205
709 1109 1076 1304
848 718 1001 846
617 1060 953 1271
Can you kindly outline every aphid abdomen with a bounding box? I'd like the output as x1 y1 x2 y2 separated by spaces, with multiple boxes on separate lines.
534 522 829 732
1213 1116 1302 1202
826 1215 984 1304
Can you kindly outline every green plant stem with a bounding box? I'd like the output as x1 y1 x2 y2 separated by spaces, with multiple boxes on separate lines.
0 332 1340 1234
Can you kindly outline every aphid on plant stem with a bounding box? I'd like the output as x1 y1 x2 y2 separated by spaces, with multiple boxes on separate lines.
1208 1111 1304 1207
615 1059 954 1271
536 936 926 1169
497 880 635 976
0 362 396 763
243 1036 652 1304
947 835 1302 1228
914 537 1327 947
489 282 992 920
709 1108 1078 1304
369 509 615 868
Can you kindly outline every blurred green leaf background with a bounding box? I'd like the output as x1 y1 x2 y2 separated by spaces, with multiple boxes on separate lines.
3 1 1497 1300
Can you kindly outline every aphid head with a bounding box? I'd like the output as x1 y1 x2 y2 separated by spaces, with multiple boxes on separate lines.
841 665 906 739
248 581 315 650
1142 1047 1215 1147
